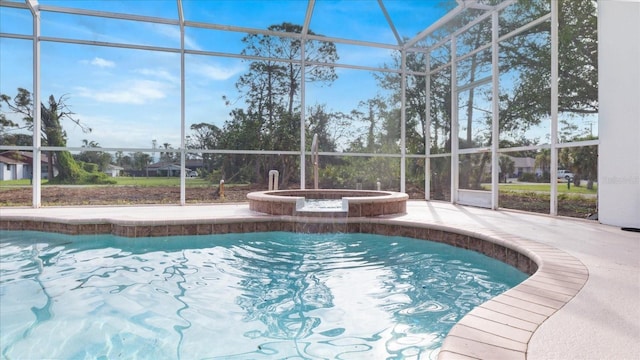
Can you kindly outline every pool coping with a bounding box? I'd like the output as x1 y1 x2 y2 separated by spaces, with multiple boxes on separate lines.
0 207 588 359
247 189 409 217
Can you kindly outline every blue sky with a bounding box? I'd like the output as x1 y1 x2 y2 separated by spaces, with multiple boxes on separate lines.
0 0 598 154
0 0 453 150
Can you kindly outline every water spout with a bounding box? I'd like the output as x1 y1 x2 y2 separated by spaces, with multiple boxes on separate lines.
311 133 319 189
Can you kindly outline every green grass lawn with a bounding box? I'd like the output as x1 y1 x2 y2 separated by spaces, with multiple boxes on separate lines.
2 178 597 194
111 177 213 187
0 179 43 186
0 177 218 187
484 182 597 195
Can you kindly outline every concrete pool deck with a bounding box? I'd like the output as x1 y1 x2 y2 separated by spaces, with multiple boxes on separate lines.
1 200 638 359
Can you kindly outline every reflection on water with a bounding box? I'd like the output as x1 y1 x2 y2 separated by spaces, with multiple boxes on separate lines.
0 230 527 359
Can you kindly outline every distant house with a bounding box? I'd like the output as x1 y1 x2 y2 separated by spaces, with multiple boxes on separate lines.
146 162 181 177
0 151 58 180
506 156 542 177
0 154 27 180
103 164 124 177
185 159 204 171
146 159 204 177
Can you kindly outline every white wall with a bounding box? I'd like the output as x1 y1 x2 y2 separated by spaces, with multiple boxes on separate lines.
0 163 11 180
15 164 25 180
598 0 640 228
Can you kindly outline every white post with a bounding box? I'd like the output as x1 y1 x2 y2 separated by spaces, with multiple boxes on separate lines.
178 0 186 205
311 133 319 189
490 10 500 210
300 39 307 190
28 1 41 208
269 170 279 191
400 49 407 193
550 0 559 215
450 37 459 204
425 52 431 200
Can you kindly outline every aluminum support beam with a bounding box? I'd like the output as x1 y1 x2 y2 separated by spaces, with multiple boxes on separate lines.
178 0 186 205
425 52 431 200
550 0 559 215
299 0 314 189
400 50 407 193
491 11 500 210
301 0 315 36
378 0 402 46
27 0 41 207
300 39 307 189
450 38 459 204
405 5 465 49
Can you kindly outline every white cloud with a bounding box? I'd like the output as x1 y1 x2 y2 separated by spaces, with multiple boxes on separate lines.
76 79 168 104
68 113 179 148
90 57 116 68
135 68 179 84
197 62 245 81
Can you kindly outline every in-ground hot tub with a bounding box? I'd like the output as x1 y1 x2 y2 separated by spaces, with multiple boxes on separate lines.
247 189 409 217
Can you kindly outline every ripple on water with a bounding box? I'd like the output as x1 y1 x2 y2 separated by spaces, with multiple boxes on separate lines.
0 230 527 359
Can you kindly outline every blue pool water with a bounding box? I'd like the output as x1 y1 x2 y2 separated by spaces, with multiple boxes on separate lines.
0 230 527 359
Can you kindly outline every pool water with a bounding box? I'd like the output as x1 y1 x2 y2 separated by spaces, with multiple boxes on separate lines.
0 231 527 359
298 199 345 212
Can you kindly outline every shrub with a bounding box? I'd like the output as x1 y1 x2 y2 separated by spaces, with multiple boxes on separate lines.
80 162 98 173
518 172 538 182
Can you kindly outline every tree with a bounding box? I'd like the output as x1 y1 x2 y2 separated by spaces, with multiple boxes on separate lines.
219 22 339 187
238 22 338 116
0 88 113 184
188 122 224 175
458 152 491 190
216 109 264 183
560 135 598 189
376 15 494 188
499 156 515 183
305 104 340 154
499 0 598 122
159 143 176 162
114 150 125 166
130 152 152 176
535 149 551 181
372 0 597 191
75 139 112 171
375 51 431 155
0 132 31 146
346 97 390 154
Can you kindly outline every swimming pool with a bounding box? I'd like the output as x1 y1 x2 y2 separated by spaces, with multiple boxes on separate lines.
0 230 526 359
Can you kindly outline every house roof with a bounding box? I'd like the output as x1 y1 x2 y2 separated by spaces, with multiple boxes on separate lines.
158 164 182 171
507 156 536 168
146 161 174 169
0 151 53 164
185 159 204 167
0 154 24 165
147 159 203 170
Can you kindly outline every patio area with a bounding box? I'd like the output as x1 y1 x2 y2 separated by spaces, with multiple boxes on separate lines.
1 201 638 359
1 0 639 357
